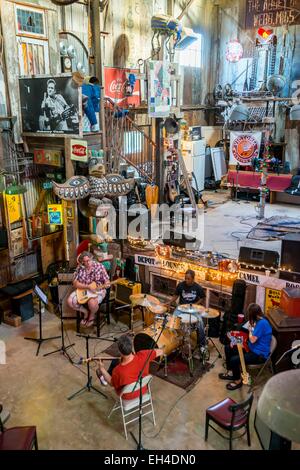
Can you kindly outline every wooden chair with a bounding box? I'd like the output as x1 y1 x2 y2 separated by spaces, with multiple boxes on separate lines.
205 393 253 450
0 406 38 450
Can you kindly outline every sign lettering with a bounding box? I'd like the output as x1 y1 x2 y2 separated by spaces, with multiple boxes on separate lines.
246 0 300 29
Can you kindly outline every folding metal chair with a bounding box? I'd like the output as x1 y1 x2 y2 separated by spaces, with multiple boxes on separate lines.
108 375 156 439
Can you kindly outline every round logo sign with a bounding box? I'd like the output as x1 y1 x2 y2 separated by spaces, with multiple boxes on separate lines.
232 135 259 165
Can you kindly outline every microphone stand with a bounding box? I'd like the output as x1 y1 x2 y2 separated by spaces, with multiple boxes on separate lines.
43 297 74 363
275 344 300 369
130 315 168 451
68 334 108 401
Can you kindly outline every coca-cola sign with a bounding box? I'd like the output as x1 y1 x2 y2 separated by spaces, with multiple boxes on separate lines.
70 139 88 162
109 79 125 95
72 145 87 157
105 67 140 108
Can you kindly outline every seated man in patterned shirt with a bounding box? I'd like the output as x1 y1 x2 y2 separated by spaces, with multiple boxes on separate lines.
67 251 110 328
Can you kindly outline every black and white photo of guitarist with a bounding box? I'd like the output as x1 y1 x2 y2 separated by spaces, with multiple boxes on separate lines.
39 79 78 132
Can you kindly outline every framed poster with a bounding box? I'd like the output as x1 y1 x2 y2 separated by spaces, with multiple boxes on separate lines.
19 75 81 137
104 67 140 108
148 60 172 118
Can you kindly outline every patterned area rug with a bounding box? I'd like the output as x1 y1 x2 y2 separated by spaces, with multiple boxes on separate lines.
247 216 300 241
102 342 212 392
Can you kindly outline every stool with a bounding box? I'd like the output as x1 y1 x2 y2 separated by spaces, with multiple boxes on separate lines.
12 289 34 322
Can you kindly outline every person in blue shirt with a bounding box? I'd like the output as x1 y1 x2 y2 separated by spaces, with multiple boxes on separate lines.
219 303 272 390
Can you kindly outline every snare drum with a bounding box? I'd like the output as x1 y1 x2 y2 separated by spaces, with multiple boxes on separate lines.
166 314 181 331
134 325 182 357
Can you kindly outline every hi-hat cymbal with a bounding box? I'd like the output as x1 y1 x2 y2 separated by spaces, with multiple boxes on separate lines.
177 304 205 314
201 308 220 319
130 294 161 308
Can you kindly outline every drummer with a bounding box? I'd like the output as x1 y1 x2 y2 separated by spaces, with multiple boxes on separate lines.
164 270 207 354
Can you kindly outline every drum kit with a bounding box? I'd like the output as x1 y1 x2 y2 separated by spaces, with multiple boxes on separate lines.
130 294 221 376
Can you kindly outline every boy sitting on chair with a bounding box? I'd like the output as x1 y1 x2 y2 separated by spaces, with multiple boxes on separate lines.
97 335 164 392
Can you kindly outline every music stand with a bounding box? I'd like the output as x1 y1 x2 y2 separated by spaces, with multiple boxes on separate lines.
24 284 60 356
67 334 108 401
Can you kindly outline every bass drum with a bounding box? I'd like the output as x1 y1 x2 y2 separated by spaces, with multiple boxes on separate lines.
134 326 182 357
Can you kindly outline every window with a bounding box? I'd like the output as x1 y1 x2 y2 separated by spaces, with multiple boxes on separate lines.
15 6 49 76
16 5 46 37
175 35 202 68
17 37 49 76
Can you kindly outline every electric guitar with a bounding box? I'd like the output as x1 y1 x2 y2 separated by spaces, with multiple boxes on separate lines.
39 105 77 131
228 331 251 385
76 279 121 304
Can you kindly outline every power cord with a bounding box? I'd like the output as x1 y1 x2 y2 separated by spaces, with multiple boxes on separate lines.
142 390 188 439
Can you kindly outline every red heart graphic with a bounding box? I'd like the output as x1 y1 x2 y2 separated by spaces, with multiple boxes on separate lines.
258 28 273 39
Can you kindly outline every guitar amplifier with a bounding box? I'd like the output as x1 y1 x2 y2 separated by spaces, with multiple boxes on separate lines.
114 279 142 305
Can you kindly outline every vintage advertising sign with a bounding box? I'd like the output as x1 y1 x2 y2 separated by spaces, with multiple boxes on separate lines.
230 132 262 166
48 204 63 225
246 0 300 29
70 139 88 162
104 67 140 108
265 288 282 314
34 148 62 167
5 194 22 224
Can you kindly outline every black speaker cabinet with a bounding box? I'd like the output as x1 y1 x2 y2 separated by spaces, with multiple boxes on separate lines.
239 247 279 272
281 234 300 274
163 231 200 250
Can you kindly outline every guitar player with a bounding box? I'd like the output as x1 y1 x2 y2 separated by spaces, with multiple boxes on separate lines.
219 304 272 391
67 251 110 328
39 78 77 132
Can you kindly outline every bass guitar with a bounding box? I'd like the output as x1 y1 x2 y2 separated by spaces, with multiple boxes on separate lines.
228 331 251 385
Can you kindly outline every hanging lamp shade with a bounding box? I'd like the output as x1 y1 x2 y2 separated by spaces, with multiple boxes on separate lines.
257 370 300 444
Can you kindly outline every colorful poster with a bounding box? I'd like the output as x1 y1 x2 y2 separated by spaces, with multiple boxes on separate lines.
265 288 281 314
148 60 172 118
104 67 140 108
230 132 262 166
5 194 22 224
48 204 63 225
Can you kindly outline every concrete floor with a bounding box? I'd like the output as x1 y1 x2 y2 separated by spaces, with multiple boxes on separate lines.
0 312 264 451
1 196 300 450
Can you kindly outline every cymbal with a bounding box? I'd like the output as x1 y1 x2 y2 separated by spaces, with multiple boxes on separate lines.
177 304 205 315
130 294 161 308
201 308 220 319
147 304 168 315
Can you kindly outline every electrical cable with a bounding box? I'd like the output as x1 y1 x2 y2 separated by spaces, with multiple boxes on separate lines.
142 390 188 439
